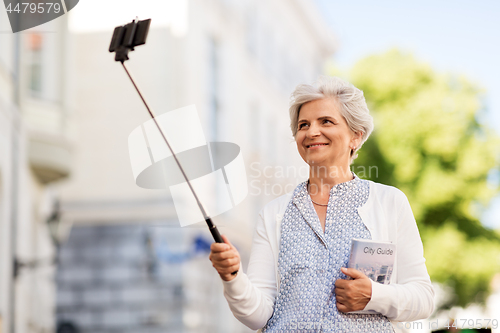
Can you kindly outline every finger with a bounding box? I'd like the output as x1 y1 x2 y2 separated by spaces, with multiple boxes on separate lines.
213 262 236 274
336 301 348 313
337 299 349 308
212 251 239 264
212 250 238 261
211 242 230 252
224 263 240 274
214 257 239 268
335 289 350 302
225 258 239 267
335 294 346 303
218 262 240 274
341 267 366 279
211 253 228 262
221 235 235 249
334 279 347 289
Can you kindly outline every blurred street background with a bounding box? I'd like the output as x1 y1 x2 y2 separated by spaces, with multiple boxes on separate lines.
0 0 498 332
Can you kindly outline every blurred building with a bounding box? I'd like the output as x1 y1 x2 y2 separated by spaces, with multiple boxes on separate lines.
0 11 74 333
57 0 336 332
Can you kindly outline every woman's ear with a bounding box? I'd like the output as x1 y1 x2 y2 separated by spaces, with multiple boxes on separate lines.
352 131 363 149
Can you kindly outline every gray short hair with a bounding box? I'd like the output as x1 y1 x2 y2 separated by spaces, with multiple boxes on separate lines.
289 76 374 162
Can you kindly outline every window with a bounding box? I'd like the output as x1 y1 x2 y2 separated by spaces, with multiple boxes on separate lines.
249 101 260 151
207 36 219 142
245 6 258 57
27 33 43 95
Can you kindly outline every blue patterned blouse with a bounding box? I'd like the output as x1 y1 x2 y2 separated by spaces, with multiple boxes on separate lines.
261 175 394 333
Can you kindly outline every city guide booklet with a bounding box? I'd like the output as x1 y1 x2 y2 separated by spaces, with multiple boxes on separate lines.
346 238 396 314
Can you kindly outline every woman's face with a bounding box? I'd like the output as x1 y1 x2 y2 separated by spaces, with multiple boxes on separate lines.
295 98 361 168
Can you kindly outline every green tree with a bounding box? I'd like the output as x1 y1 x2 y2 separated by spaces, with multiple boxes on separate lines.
348 49 500 308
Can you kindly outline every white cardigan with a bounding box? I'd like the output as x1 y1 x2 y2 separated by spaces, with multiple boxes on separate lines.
222 181 435 332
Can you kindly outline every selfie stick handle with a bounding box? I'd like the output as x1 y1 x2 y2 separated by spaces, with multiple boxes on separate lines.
120 63 237 274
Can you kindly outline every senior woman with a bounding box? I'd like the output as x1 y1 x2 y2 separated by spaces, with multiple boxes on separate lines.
209 76 434 333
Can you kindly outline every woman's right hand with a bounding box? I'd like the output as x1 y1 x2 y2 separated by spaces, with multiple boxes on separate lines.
209 235 241 282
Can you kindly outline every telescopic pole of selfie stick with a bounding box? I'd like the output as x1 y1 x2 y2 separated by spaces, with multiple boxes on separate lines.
109 18 237 275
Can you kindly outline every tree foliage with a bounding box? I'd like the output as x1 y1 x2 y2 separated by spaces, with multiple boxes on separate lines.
348 49 500 308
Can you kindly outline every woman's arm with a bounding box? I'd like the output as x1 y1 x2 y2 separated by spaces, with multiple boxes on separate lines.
363 190 435 322
220 211 277 330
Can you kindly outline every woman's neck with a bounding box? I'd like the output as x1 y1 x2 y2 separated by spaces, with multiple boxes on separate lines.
307 164 353 195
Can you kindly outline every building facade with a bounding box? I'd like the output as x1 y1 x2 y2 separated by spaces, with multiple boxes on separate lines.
57 0 336 332
0 10 73 333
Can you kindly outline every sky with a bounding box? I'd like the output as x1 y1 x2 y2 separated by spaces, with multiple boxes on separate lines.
68 0 188 35
314 0 500 228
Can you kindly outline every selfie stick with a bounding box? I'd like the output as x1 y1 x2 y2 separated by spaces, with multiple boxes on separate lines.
109 19 237 275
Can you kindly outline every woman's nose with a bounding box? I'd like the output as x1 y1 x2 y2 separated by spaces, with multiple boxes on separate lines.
306 124 321 137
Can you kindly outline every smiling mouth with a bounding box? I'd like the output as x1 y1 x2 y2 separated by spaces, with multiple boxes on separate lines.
307 143 329 148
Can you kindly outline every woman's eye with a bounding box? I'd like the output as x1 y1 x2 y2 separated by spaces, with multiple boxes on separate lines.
298 123 308 129
323 119 333 124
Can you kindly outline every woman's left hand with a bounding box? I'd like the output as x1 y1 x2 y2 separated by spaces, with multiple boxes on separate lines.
335 267 372 312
